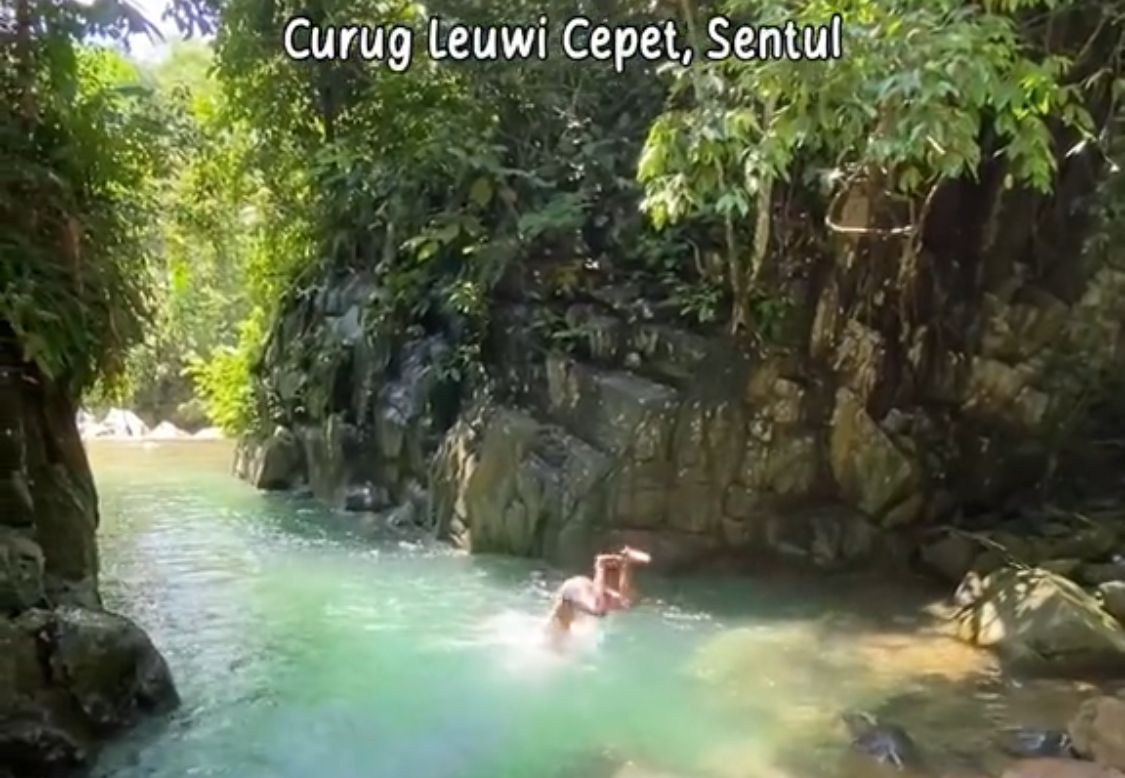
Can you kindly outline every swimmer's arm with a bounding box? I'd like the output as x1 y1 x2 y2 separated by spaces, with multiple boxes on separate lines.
601 588 625 607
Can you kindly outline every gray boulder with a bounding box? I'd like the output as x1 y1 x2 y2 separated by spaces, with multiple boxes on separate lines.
0 606 177 777
234 427 303 490
19 606 179 733
955 566 1125 673
99 409 148 438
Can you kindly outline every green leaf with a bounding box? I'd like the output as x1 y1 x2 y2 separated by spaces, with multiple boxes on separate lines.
468 176 493 208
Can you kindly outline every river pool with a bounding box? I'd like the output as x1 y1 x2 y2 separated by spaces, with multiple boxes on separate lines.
86 441 1100 778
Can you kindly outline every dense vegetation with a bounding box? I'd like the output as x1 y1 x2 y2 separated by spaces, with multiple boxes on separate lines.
1 0 216 404
3 0 1123 436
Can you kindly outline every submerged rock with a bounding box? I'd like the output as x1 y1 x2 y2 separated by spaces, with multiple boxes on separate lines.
1069 696 1125 772
841 710 922 770
344 483 390 513
955 566 1125 673
999 728 1075 759
385 501 418 528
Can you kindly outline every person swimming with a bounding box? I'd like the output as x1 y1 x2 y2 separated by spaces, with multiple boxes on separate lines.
545 547 651 642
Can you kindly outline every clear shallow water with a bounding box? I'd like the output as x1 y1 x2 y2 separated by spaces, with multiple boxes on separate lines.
87 441 1104 778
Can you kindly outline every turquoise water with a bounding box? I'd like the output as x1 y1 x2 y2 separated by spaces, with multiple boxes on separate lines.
86 441 1092 778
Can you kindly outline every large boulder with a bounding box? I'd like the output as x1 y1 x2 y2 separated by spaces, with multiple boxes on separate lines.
233 426 304 490
829 389 922 525
19 606 179 734
955 566 1125 673
99 409 148 438
1069 696 1125 772
0 606 178 777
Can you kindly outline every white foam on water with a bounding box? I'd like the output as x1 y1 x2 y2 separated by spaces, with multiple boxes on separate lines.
426 608 604 682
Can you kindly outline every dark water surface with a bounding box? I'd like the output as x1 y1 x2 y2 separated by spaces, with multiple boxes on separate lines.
87 441 1100 778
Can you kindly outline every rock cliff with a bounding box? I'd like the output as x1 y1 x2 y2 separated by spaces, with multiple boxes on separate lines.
237 224 1125 577
0 354 178 777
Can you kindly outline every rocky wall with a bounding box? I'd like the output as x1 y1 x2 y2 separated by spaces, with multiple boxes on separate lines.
432 302 885 573
238 241 1125 579
0 352 179 777
234 273 448 532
